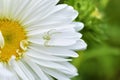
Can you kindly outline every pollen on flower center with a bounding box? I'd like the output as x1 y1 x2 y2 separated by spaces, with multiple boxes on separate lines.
0 19 28 62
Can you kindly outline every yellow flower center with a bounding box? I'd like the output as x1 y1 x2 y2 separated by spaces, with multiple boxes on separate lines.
0 19 28 62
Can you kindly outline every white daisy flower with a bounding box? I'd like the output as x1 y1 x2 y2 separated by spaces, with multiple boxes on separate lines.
0 0 87 80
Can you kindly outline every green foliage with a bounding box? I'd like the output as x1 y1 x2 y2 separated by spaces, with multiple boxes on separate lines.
59 0 120 80
106 0 120 24
60 0 120 80
79 45 120 80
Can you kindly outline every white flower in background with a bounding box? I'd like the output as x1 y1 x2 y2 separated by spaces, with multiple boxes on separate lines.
0 0 87 80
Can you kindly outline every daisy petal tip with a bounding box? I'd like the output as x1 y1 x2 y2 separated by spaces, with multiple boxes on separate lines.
65 5 79 20
80 40 87 50
73 53 79 58
74 22 84 31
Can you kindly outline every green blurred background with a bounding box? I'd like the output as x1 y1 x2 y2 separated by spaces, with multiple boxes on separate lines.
59 0 120 80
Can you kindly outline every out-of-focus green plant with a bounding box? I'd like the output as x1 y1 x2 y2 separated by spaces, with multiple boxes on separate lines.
59 0 120 80
106 0 120 25
79 45 120 80
105 0 120 48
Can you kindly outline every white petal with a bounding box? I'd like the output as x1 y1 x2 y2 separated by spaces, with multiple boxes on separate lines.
0 0 11 17
48 38 77 46
75 39 87 50
10 58 29 80
30 58 69 70
0 63 14 80
27 26 76 39
42 68 71 80
58 62 78 77
17 61 35 80
29 56 77 77
13 0 37 20
28 28 81 46
60 39 87 50
73 22 84 31
29 37 77 47
22 0 59 25
34 4 78 24
27 24 76 36
0 0 4 16
51 32 81 39
26 49 71 61
35 4 69 23
24 58 49 80
29 44 78 57
23 4 78 27
9 0 30 19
